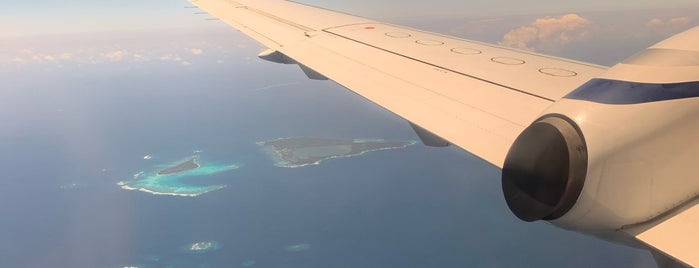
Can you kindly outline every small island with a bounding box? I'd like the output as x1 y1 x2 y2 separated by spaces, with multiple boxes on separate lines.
157 157 200 176
190 241 214 251
118 155 241 197
185 241 222 253
259 137 416 167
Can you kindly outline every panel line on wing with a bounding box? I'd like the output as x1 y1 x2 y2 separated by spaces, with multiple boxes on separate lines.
240 6 316 32
289 38 536 129
381 24 607 70
322 28 556 102
230 18 285 47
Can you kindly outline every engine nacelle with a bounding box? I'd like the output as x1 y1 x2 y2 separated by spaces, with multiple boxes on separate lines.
502 26 699 234
504 91 699 231
503 114 587 222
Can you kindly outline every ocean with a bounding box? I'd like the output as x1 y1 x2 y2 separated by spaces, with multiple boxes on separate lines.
0 40 654 267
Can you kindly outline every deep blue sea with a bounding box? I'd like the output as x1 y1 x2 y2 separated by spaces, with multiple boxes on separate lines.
0 36 655 267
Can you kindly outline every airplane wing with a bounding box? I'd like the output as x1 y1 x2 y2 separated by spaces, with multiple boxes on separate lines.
624 199 699 267
188 1 699 267
189 0 606 168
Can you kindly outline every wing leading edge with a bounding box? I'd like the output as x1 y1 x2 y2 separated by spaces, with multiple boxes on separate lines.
189 0 606 167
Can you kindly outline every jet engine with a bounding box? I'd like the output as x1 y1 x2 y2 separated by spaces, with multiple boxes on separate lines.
501 27 699 236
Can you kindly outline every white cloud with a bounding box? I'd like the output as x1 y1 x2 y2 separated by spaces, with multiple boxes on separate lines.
645 17 693 34
1 29 246 67
88 56 98 64
646 18 664 28
131 53 153 62
159 54 194 66
102 50 129 61
190 48 204 55
159 54 184 62
9 50 73 64
11 57 28 64
499 14 592 51
58 53 73 60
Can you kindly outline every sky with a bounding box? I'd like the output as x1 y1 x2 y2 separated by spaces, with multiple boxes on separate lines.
1 0 697 67
1 0 697 37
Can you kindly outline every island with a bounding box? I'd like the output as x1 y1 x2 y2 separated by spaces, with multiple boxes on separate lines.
185 241 222 253
118 155 241 197
157 157 200 176
259 137 416 168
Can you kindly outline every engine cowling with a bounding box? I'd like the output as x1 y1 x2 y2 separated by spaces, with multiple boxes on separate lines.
501 26 699 234
502 114 587 222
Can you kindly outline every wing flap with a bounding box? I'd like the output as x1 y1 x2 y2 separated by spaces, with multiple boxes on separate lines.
189 0 607 167
624 199 699 267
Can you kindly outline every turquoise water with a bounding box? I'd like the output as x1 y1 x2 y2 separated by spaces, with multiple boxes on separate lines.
119 156 242 197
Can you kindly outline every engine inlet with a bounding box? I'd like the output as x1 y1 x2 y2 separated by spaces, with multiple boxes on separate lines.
502 115 587 222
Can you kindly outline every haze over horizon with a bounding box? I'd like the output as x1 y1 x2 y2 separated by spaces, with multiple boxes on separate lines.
2 1 696 67
2 0 697 36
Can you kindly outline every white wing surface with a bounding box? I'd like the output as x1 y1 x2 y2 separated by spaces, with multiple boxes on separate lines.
188 0 606 167
624 199 699 267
